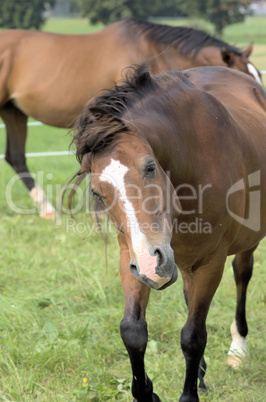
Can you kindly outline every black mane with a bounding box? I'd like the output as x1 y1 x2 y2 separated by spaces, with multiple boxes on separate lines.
123 18 242 57
72 65 164 169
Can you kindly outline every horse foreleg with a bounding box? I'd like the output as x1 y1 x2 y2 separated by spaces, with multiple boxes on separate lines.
1 102 56 219
179 252 226 402
227 246 256 368
181 270 207 392
119 239 160 402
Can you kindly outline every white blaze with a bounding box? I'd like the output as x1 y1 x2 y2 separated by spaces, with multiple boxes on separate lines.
100 159 169 286
247 63 262 84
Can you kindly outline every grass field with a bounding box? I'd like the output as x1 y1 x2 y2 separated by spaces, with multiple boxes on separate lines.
0 15 265 402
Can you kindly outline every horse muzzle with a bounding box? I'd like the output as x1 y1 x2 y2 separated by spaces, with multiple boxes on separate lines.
129 245 178 290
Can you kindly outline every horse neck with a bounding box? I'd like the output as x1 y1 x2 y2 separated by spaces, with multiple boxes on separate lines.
145 43 225 72
146 46 195 72
194 46 225 67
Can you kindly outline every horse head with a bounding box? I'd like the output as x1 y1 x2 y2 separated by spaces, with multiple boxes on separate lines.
82 130 180 290
72 69 183 290
221 43 262 84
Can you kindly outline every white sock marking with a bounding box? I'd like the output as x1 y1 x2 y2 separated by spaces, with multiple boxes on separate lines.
228 318 247 358
30 184 55 216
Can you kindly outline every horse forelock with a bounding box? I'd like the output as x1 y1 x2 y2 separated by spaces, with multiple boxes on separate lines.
72 65 162 170
122 18 242 57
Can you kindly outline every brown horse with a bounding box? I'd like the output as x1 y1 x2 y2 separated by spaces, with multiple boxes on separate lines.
0 18 262 218
70 65 266 401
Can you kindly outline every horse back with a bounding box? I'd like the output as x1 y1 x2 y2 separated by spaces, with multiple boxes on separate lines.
186 66 266 113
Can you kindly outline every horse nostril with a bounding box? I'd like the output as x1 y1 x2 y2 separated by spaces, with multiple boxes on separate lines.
154 248 166 268
129 263 138 276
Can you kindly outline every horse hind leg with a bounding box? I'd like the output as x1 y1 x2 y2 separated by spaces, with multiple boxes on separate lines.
227 246 257 369
1 102 56 219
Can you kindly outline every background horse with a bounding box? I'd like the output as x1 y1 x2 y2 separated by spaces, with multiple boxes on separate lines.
0 18 262 218
70 65 266 401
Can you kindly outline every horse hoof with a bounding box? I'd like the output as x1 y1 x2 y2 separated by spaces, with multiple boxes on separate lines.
199 385 207 394
133 394 161 402
227 355 243 369
40 211 57 220
179 396 199 402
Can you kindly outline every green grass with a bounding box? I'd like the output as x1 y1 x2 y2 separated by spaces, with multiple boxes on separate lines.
223 16 266 45
43 18 104 34
0 122 265 401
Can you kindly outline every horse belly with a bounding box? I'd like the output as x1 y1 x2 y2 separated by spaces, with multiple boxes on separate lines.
11 93 86 128
7 33 122 127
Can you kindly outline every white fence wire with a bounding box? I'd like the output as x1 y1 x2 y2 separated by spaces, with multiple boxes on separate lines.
0 121 75 158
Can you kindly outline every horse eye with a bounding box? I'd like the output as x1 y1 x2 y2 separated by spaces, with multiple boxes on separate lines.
145 163 156 176
91 189 102 199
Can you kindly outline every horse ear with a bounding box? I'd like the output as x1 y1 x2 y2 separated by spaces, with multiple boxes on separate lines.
242 43 253 58
135 66 153 87
127 64 155 91
221 47 235 67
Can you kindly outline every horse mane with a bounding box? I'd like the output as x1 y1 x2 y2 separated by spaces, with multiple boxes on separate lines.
122 18 242 57
72 65 163 170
